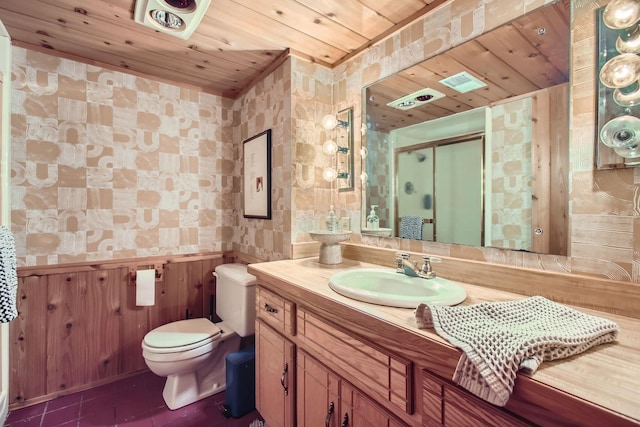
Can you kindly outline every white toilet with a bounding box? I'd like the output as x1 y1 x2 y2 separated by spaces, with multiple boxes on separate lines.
141 263 257 410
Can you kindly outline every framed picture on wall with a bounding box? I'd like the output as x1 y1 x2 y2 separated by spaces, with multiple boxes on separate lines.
243 129 272 219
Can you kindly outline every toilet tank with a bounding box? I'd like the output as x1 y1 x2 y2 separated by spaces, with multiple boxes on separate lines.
214 263 257 337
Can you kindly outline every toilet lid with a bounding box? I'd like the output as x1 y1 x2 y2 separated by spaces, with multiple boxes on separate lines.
143 318 221 351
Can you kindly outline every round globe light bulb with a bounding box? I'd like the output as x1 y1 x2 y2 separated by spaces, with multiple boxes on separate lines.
600 115 640 150
322 115 338 130
613 80 640 106
360 171 368 183
603 0 640 30
599 53 640 88
322 140 338 155
149 9 184 30
322 167 338 182
360 147 369 158
616 27 640 53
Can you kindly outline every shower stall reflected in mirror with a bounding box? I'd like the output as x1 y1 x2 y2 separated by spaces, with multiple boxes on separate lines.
394 134 484 246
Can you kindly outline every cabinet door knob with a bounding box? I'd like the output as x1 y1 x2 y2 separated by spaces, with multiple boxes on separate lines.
325 401 335 427
264 303 279 313
280 363 288 396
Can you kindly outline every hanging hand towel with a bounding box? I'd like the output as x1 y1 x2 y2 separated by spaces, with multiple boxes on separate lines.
399 216 423 240
415 296 619 406
0 226 18 323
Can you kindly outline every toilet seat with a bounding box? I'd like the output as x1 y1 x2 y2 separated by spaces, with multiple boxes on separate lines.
142 318 222 354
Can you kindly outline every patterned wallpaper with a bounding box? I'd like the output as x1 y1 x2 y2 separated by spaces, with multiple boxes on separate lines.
490 98 532 251
9 0 640 283
11 47 235 266
233 61 290 261
335 0 640 282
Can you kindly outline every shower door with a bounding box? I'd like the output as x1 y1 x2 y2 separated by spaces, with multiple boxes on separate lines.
395 134 484 245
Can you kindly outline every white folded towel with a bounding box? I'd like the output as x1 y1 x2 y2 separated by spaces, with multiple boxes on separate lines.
0 226 17 323
415 296 619 406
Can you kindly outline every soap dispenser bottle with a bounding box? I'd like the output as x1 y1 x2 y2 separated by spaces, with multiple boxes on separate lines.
326 205 339 232
367 205 379 230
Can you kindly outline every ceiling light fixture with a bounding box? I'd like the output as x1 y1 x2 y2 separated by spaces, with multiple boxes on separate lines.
134 0 212 40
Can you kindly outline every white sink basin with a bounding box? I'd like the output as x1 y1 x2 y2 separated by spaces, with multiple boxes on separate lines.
328 268 467 308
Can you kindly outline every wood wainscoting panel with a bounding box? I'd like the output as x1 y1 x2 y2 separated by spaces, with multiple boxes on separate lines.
45 269 121 395
9 276 48 405
9 253 226 409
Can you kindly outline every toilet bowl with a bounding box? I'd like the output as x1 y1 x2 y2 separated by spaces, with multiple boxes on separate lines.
141 263 256 410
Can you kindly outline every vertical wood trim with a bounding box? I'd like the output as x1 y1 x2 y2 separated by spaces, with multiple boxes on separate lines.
119 267 148 374
530 90 552 253
9 276 48 405
46 273 87 394
85 270 120 383
549 83 570 256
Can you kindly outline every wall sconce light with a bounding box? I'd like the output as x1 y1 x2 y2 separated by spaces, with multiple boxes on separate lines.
321 108 354 191
597 0 640 168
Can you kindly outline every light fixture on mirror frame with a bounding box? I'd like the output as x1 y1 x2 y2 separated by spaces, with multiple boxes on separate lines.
321 107 354 191
596 0 640 168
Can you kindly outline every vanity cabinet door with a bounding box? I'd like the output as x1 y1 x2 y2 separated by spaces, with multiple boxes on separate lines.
297 350 341 427
443 384 531 427
256 320 295 427
341 381 406 427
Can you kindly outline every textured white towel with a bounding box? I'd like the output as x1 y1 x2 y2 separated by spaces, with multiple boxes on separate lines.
415 296 619 406
0 226 18 323
399 216 423 240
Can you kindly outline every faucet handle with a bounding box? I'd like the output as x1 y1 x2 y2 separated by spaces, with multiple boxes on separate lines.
420 255 439 278
395 252 410 273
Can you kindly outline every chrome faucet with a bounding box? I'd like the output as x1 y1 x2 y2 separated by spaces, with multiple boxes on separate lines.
395 252 439 279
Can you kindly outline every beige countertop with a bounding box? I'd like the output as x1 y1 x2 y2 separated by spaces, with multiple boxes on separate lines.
248 257 640 426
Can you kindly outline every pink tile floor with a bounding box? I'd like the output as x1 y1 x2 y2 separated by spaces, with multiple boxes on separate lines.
5 371 263 427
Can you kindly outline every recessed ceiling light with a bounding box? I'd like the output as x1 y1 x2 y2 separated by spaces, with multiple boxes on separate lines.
387 88 445 110
149 9 184 30
134 0 211 39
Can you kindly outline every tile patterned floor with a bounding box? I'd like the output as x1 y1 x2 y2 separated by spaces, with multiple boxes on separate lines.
5 371 263 427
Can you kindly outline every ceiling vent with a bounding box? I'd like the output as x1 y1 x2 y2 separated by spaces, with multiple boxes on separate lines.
134 0 212 40
439 71 487 93
387 88 446 110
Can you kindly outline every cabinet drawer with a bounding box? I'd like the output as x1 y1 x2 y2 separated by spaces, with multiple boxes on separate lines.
256 286 295 336
297 307 412 415
443 384 530 427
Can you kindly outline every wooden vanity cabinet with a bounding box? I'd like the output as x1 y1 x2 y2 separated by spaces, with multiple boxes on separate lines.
255 284 297 427
256 283 529 427
297 350 341 427
256 285 408 426
256 320 295 427
422 370 531 426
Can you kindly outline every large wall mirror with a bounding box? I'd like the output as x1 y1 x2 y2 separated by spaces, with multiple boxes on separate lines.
362 0 570 256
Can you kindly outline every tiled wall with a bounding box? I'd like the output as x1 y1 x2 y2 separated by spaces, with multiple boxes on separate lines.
11 47 234 266
490 98 532 250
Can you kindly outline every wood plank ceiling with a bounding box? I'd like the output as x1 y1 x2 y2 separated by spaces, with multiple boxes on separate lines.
0 0 443 98
366 0 570 133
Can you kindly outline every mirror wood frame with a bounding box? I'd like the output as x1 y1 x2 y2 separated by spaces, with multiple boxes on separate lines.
361 0 570 256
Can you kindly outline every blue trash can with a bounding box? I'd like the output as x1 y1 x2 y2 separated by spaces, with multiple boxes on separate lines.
224 346 256 418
